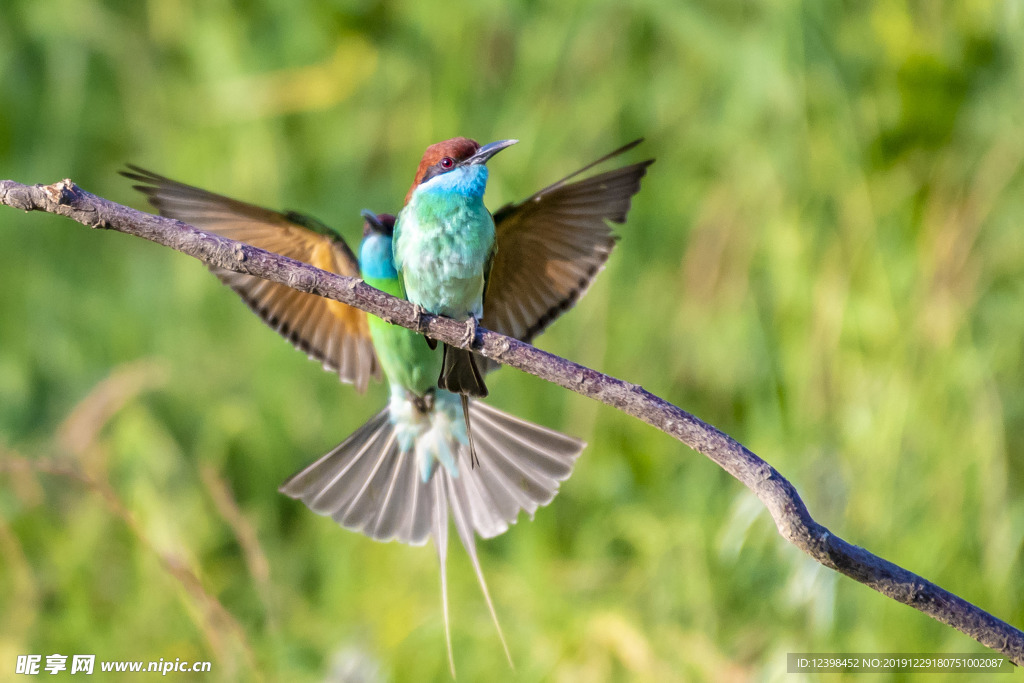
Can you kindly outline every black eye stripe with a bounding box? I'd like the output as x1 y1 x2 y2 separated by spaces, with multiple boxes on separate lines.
420 157 458 185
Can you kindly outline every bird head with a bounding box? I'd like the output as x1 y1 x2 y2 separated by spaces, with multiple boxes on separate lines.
361 210 396 238
405 137 517 204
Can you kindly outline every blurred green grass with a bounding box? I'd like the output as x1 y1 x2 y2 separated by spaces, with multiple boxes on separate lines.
2 1 1024 680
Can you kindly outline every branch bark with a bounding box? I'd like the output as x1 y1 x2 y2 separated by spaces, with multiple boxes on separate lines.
4 177 1022 665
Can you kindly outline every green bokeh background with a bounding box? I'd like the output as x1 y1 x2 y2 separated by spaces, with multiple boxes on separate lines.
3 1 1024 681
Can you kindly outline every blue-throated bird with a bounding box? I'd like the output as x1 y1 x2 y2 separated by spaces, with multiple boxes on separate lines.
122 139 652 672
393 137 517 400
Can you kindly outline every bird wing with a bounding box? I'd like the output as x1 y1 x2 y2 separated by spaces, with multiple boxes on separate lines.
122 166 379 392
483 139 653 346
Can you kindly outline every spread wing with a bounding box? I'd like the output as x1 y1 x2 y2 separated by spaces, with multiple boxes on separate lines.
483 139 653 345
121 166 380 392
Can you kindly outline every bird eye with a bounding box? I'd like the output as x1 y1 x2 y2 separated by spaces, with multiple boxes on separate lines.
440 157 454 169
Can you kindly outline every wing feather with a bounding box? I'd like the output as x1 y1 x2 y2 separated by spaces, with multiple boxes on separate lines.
484 142 653 348
122 166 379 391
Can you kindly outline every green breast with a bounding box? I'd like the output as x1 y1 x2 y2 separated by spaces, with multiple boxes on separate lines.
363 273 442 397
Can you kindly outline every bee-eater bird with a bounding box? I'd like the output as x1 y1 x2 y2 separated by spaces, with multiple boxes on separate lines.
393 137 517 400
122 139 652 674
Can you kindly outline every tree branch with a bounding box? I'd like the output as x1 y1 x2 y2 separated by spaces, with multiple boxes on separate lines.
4 177 1022 664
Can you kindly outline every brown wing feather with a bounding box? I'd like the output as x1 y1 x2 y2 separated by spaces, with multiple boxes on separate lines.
484 143 653 345
121 166 379 391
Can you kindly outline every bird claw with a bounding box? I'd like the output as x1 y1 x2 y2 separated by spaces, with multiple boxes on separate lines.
413 303 429 332
462 315 479 348
414 304 438 350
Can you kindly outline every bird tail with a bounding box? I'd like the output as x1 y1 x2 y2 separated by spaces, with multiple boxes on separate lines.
440 344 488 397
279 397 586 675
279 408 434 543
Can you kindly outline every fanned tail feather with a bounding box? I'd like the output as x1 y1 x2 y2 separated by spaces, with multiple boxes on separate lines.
460 394 479 469
432 475 456 678
444 470 513 669
278 408 434 544
454 400 584 538
278 397 586 672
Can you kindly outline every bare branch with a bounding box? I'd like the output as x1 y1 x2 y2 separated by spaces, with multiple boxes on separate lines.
4 177 1022 664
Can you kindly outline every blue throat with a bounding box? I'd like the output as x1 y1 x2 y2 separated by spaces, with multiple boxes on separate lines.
416 164 490 201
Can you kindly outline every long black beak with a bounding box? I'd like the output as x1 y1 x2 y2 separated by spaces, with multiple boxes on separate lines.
464 139 518 166
361 209 384 228
361 209 394 236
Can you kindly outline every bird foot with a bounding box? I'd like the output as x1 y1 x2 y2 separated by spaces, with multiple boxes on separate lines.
413 303 429 333
462 315 479 348
414 303 439 350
